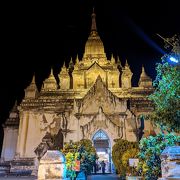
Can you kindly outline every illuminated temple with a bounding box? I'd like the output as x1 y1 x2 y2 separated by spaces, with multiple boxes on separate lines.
1 11 154 172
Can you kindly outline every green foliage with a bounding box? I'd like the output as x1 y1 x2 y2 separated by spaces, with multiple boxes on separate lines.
138 132 180 179
78 139 97 175
112 139 138 176
65 152 79 179
61 139 97 179
61 141 79 179
122 148 139 175
148 59 180 132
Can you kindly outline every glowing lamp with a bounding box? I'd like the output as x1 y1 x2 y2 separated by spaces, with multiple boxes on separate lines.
169 56 178 63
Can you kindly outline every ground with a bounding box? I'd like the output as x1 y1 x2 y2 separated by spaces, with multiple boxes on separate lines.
0 174 122 180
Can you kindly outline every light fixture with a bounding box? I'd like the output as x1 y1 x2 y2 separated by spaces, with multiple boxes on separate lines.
169 56 178 63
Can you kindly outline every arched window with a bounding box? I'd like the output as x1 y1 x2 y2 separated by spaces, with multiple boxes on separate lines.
93 129 108 140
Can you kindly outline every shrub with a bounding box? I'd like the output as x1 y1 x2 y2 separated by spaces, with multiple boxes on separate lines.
122 148 139 175
112 139 138 176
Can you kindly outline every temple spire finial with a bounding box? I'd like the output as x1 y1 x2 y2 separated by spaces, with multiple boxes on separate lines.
142 64 145 72
31 73 36 84
50 68 53 76
90 8 98 36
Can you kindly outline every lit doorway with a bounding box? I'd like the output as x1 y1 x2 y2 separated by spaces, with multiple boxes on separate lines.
92 129 111 173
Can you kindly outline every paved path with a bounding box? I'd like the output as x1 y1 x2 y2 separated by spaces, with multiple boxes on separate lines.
88 174 121 180
0 174 122 180
0 176 35 180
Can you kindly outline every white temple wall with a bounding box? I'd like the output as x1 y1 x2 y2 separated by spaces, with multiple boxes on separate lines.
1 128 18 161
24 112 46 157
64 114 80 142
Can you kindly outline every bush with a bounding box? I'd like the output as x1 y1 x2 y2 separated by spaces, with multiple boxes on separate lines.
122 148 139 175
112 139 138 176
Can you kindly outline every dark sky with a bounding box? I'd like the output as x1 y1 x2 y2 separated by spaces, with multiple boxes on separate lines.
0 1 179 148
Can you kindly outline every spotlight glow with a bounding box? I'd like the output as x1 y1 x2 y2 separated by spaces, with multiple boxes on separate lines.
169 56 178 63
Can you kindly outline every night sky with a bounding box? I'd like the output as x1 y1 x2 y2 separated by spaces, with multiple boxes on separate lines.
0 1 179 150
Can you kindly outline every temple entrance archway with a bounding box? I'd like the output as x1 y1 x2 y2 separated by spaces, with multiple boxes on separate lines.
92 129 111 173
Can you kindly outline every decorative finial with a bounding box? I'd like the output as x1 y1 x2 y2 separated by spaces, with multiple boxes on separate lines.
70 57 73 64
12 100 18 111
31 74 35 84
142 64 145 72
63 61 66 68
90 8 98 36
125 59 129 66
117 56 122 67
50 68 54 75
68 57 74 69
69 57 74 66
111 54 115 63
75 54 79 64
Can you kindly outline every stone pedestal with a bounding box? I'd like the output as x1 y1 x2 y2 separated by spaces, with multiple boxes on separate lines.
10 158 34 176
159 146 180 180
38 150 66 180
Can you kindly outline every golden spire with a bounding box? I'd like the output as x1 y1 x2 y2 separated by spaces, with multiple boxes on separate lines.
139 65 152 87
75 54 79 64
69 57 74 69
30 73 36 84
25 73 38 99
70 57 73 64
125 59 129 67
140 65 147 77
83 8 106 59
124 59 129 70
63 61 66 68
42 67 57 91
50 68 53 76
90 8 98 36
61 62 67 73
12 100 18 112
117 56 122 67
111 54 115 64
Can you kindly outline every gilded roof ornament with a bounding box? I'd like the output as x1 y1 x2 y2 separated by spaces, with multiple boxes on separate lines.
31 74 36 84
75 54 79 64
90 8 98 36
117 56 122 67
111 54 115 64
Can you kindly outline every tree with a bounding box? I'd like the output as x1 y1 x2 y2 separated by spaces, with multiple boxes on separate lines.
61 139 97 179
148 34 180 132
138 132 180 179
137 35 180 180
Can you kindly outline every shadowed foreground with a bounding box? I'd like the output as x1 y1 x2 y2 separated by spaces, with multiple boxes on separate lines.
0 174 121 180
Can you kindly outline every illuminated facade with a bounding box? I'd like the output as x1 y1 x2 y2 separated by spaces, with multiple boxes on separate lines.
1 11 154 172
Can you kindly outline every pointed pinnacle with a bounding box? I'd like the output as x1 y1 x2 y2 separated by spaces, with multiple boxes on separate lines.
111 54 115 63
117 56 122 66
50 68 53 76
75 55 79 64
31 74 35 84
91 8 98 35
63 61 66 68
142 65 145 72
125 59 129 66
12 100 18 111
